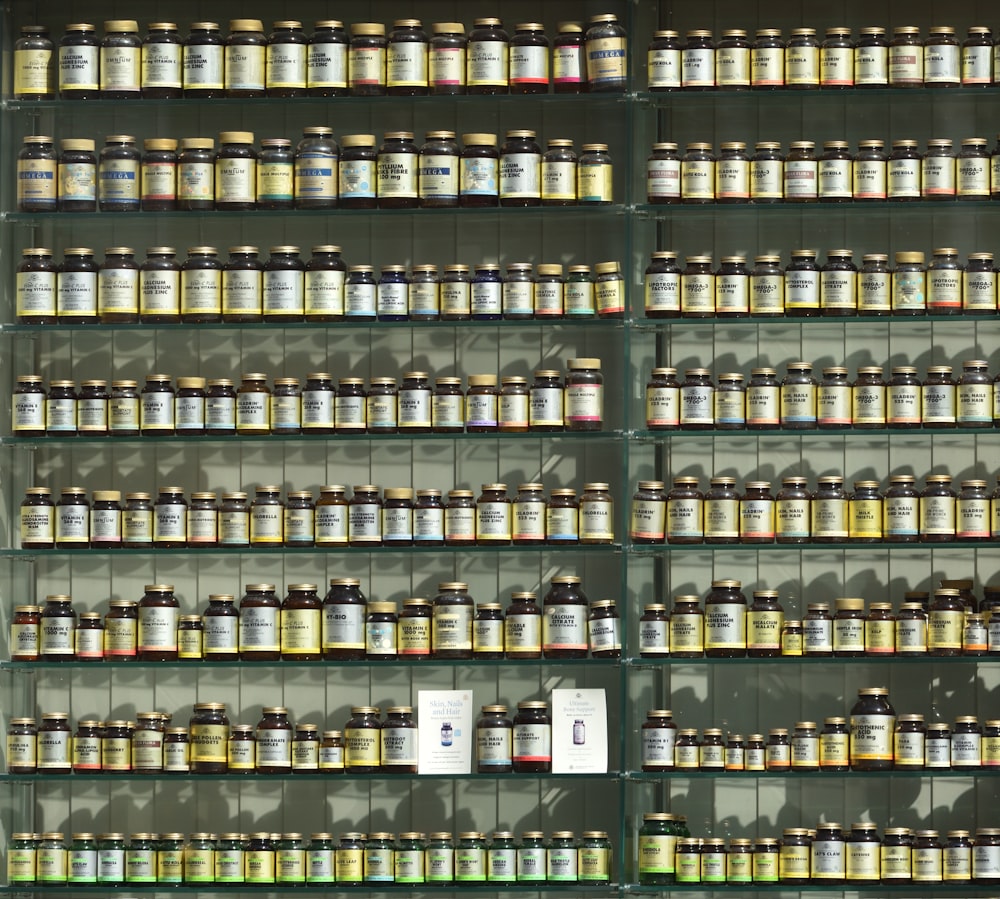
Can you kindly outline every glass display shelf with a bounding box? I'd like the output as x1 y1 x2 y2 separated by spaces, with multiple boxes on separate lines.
625 655 996 667
1 319 622 335
631 427 1000 442
0 771 621 784
1 658 620 671
0 885 616 895
2 544 622 559
638 85 1000 106
5 93 626 112
625 884 1000 894
629 314 996 331
627 542 996 553
635 201 1000 220
2 205 626 224
625 768 998 781
2 431 624 448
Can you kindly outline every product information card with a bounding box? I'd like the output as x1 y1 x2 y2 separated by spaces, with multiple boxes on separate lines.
551 688 608 773
417 689 473 774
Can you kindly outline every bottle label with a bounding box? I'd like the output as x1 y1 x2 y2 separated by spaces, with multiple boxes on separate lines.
784 160 817 199
99 267 138 314
430 46 464 86
834 618 864 652
716 273 748 313
553 45 583 84
543 604 587 651
889 45 922 85
90 505 120 540
958 497 989 538
432 393 462 429
256 728 291 766
377 152 417 198
138 605 178 651
468 39 508 86
587 36 626 86
419 153 457 198
262 269 302 313
293 154 337 207
630 498 665 541
140 267 179 313
926 44 960 82
101 46 140 90
97 159 139 208
142 41 181 88
578 162 612 203
681 273 713 312
534 280 562 316
345 281 376 316
812 498 847 538
226 44 265 90
748 610 783 649
638 835 676 874
681 160 713 199
59 161 96 201
340 159 375 199
751 158 782 199
581 499 613 541
281 608 320 653
705 603 747 650
886 159 920 200
474 617 504 653
818 159 851 198
850 712 895 761
18 158 57 205
60 44 99 90
503 280 533 316
681 47 713 87
645 272 680 314
239 605 278 651
500 152 540 199
204 615 237 653
257 162 294 203
852 385 884 423
595 278 623 314
216 158 255 203
237 393 268 430
853 160 886 199
512 722 551 762
179 160 213 201
740 499 775 538
123 509 152 544
205 396 235 430
952 732 982 764
546 506 578 541
505 614 541 652
433 604 473 651
462 156 498 197
13 391 46 431
180 268 219 314
921 494 956 534
929 609 963 649
382 505 412 541
323 603 364 650
266 43 306 88
820 269 856 309
399 615 430 655
647 158 680 199
184 44 224 89
816 384 850 425
705 498 738 539
301 388 334 429
510 44 547 84
477 722 513 766
476 501 510 539
716 47 749 87
648 48 681 89
751 273 783 313
643 725 676 763
928 268 962 309
668 497 702 538
56 504 88 542
804 617 832 653
786 46 818 84
752 46 783 86
315 502 348 544
680 385 713 424
855 46 888 84
923 155 956 196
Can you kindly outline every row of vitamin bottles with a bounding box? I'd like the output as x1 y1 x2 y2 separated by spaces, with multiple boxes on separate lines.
645 25 1000 91
638 586 1000 659
640 707 1000 773
648 137 1000 205
13 16 628 101
7 700 570 776
16 576 612 663
22 482 614 550
637 814 1000 886
15 364 605 436
15 247 624 324
17 130 614 213
630 472 1000 545
644 248 999 317
7 828 614 886
646 361 997 431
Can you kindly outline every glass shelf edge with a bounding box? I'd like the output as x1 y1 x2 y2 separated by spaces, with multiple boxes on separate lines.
1 431 625 448
0 657 621 670
631 427 999 441
1 544 622 559
626 542 994 553
624 655 996 666
624 768 998 780
0 771 621 783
